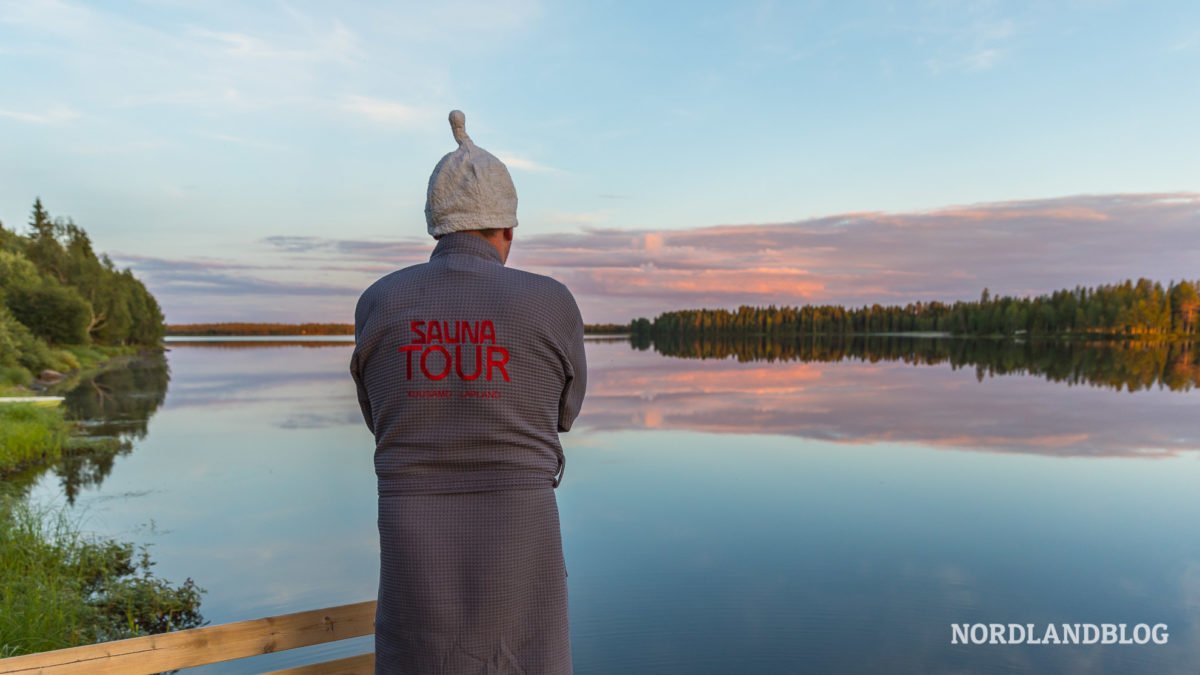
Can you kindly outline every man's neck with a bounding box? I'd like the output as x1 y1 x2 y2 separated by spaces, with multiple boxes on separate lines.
465 230 507 263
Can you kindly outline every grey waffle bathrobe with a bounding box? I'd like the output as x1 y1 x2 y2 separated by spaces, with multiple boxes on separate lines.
350 232 587 674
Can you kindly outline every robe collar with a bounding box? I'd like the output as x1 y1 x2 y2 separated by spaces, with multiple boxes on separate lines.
429 231 504 265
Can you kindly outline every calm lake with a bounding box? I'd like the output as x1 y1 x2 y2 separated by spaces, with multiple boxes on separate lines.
23 336 1200 673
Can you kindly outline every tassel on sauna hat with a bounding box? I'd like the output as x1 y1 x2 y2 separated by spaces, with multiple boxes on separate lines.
425 110 518 238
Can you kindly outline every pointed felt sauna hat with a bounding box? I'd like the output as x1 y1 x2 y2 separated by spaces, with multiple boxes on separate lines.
425 110 519 238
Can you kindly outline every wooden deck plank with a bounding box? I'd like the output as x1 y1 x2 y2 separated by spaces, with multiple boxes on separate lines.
0 600 376 674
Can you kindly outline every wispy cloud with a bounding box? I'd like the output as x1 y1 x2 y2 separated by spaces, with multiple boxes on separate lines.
919 12 1017 74
113 253 353 292
68 139 168 155
0 1 461 124
0 105 80 124
340 95 432 127
495 152 562 174
1171 29 1200 52
543 210 609 226
111 252 362 323
259 235 431 262
186 19 363 64
961 46 1002 70
198 132 289 151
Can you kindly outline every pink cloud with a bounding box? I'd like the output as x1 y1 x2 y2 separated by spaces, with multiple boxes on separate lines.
118 192 1200 323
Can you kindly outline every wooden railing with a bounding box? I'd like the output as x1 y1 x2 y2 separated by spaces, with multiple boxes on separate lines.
0 600 376 674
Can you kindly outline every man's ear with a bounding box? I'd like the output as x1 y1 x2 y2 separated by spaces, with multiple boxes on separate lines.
502 228 514 242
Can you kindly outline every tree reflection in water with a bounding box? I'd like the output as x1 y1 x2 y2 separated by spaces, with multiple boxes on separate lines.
47 352 171 504
21 337 1196 502
632 333 1200 392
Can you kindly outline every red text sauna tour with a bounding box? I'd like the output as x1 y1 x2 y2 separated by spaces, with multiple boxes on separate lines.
398 320 510 382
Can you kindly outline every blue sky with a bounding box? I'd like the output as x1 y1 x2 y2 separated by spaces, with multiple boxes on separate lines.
1 1 1198 323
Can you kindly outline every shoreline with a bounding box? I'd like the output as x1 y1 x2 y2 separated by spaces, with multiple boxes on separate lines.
0 342 206 659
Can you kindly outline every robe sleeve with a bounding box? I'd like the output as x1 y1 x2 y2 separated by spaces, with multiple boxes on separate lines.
557 291 587 433
350 294 375 436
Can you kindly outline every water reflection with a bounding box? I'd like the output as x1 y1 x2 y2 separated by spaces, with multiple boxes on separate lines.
5 352 170 503
60 353 170 503
591 339 1200 458
151 339 1200 460
636 333 1200 392
164 338 354 348
28 339 1199 674
62 352 170 439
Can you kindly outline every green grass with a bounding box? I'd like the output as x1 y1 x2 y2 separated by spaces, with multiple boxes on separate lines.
0 491 95 654
0 343 149 393
0 366 32 388
60 344 142 371
0 404 70 474
0 489 207 657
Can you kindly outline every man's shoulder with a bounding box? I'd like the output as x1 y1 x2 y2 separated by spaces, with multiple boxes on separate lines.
501 267 582 321
357 260 577 315
501 267 583 339
500 265 573 298
359 260 431 298
353 261 433 324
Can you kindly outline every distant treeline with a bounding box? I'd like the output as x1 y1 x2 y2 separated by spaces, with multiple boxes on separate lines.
583 323 629 335
0 199 164 385
170 322 634 336
631 278 1200 341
